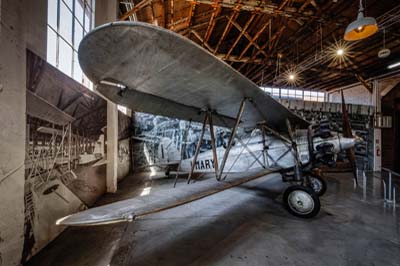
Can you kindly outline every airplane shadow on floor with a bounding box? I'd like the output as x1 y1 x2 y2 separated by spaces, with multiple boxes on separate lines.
109 175 335 266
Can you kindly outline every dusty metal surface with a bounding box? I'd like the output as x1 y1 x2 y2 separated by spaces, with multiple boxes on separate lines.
79 22 308 132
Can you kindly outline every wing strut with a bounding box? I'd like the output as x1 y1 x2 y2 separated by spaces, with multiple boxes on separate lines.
174 120 192 187
261 125 268 167
208 111 220 180
218 98 247 180
187 113 209 184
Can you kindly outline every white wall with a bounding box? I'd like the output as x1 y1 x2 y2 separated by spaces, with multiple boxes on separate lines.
117 138 131 181
328 85 373 105
0 1 28 265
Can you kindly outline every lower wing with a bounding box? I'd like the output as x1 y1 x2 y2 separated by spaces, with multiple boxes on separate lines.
56 169 277 226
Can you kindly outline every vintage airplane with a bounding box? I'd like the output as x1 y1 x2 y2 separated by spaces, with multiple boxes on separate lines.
56 21 358 226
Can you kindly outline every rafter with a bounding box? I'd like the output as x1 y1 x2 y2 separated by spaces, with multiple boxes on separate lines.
186 0 317 19
187 2 197 28
214 12 239 54
238 18 270 60
229 18 269 58
247 25 285 80
203 1 221 44
191 30 263 64
120 0 152 21
238 25 285 74
225 14 257 60
355 74 373 94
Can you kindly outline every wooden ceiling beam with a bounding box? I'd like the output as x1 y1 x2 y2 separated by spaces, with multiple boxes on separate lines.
120 0 152 21
229 18 269 58
244 25 286 77
190 30 215 52
190 30 262 63
238 18 270 60
203 2 222 44
225 14 257 59
237 25 285 73
299 0 314 12
185 0 317 19
187 2 196 28
354 74 373 94
287 34 400 91
214 2 242 54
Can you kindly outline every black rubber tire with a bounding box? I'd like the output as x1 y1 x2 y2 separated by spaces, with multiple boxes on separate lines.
283 185 320 218
309 175 327 197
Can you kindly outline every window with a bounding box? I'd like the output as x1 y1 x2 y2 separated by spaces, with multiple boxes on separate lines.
295 90 303 99
47 0 95 87
280 89 288 98
260 87 325 102
303 91 311 101
272 88 280 97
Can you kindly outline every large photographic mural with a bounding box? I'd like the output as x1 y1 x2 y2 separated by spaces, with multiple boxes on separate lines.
131 112 241 170
23 51 132 262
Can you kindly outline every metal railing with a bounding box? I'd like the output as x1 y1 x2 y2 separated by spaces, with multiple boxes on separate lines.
381 168 398 207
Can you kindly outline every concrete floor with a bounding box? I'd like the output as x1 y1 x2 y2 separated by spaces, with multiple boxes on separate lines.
26 171 400 266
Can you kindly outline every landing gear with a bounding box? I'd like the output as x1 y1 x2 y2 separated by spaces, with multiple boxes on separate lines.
283 185 320 218
308 175 327 196
165 167 170 177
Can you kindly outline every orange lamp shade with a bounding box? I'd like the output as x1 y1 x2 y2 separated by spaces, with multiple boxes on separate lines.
344 13 378 41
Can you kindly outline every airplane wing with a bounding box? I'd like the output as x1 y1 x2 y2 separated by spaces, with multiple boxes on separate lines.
27 90 75 126
79 21 309 132
57 169 275 226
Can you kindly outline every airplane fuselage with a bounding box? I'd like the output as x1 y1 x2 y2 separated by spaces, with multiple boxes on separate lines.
179 130 355 173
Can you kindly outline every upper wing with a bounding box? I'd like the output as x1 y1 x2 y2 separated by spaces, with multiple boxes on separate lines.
27 90 75 126
79 22 308 132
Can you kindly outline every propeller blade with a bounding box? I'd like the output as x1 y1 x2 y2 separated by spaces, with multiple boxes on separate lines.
341 90 358 185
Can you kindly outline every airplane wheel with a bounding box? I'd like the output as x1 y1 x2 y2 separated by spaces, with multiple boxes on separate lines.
308 175 327 197
283 185 320 218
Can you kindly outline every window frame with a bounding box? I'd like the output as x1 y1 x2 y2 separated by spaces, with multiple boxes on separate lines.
47 0 95 86
260 87 325 102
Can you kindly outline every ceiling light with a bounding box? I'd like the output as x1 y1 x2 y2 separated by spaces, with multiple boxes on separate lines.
289 74 295 80
344 0 378 41
336 48 344 56
388 61 400 69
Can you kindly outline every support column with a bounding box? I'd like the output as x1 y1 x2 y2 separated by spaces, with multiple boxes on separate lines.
372 80 382 171
106 102 118 192
95 0 119 192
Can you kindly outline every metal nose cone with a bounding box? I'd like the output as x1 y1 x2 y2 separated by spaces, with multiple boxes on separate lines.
341 137 356 150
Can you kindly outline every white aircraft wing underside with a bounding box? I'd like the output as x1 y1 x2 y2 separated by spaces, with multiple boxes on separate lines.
78 22 309 132
57 169 277 226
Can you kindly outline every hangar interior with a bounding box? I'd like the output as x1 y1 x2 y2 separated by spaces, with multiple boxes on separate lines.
0 0 400 265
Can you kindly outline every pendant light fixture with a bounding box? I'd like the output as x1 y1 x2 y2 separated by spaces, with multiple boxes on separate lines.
344 0 378 41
